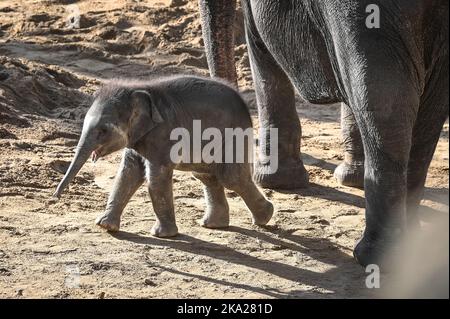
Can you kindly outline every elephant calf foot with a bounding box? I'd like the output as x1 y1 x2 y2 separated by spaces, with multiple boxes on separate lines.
95 212 121 232
200 206 230 229
334 161 364 189
251 200 274 226
151 221 178 238
254 160 309 189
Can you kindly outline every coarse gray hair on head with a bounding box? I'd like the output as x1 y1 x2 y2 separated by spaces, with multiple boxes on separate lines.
93 77 192 126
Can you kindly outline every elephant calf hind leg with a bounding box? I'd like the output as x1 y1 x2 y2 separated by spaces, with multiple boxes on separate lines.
194 173 230 228
239 183 274 226
222 166 273 226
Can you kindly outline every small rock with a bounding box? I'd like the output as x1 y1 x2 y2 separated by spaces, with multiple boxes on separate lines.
50 160 70 174
98 292 105 299
46 198 58 205
91 262 110 271
170 0 185 7
314 219 330 226
0 6 15 13
12 141 32 150
16 289 24 297
96 26 117 40
187 191 197 198
182 278 193 283
226 191 239 198
0 268 11 276
144 278 157 286
264 190 274 198
28 13 52 23
278 209 296 213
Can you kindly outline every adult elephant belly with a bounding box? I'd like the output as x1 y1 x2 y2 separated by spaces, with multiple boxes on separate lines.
249 0 342 104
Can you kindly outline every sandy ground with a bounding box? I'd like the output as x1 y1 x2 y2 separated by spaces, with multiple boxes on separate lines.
0 0 448 298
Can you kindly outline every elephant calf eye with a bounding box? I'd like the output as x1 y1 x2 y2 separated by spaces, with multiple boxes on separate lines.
98 127 108 136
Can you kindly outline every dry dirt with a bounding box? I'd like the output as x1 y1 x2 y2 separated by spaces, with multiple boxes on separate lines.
0 0 448 299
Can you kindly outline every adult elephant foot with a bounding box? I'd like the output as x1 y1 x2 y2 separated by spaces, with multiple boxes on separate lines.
334 160 364 189
353 236 386 268
353 232 402 270
254 159 309 189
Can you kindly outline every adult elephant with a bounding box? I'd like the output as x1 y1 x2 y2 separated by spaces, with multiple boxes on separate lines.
198 0 449 266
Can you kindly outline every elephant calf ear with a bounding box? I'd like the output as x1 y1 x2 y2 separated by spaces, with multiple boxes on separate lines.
128 90 164 146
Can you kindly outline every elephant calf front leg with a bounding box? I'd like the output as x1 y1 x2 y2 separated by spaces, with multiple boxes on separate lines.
96 149 145 231
147 165 178 238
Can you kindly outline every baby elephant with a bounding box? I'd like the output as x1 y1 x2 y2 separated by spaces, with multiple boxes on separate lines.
53 75 274 237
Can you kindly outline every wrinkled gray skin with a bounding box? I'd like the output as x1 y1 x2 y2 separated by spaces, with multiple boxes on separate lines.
199 0 449 266
53 76 273 237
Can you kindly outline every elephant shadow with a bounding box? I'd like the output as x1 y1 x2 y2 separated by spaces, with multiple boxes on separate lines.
277 182 365 209
423 187 449 206
111 226 372 298
273 152 366 208
302 153 339 173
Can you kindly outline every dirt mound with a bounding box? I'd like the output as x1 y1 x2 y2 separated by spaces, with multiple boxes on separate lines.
0 57 93 127
0 0 248 82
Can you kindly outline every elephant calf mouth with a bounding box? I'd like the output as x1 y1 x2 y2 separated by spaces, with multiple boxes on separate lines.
91 150 100 163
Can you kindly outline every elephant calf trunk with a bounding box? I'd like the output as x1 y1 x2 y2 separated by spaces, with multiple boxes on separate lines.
53 145 93 198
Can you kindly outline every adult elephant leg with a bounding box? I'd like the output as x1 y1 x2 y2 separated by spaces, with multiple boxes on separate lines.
407 115 447 230
320 3 425 267
352 83 419 268
406 58 449 230
244 2 308 189
334 103 365 188
96 148 145 231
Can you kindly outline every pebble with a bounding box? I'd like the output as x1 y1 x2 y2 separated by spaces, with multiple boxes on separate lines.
144 278 157 286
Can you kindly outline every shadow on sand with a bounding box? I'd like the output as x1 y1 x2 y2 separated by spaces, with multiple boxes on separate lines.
111 226 370 298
